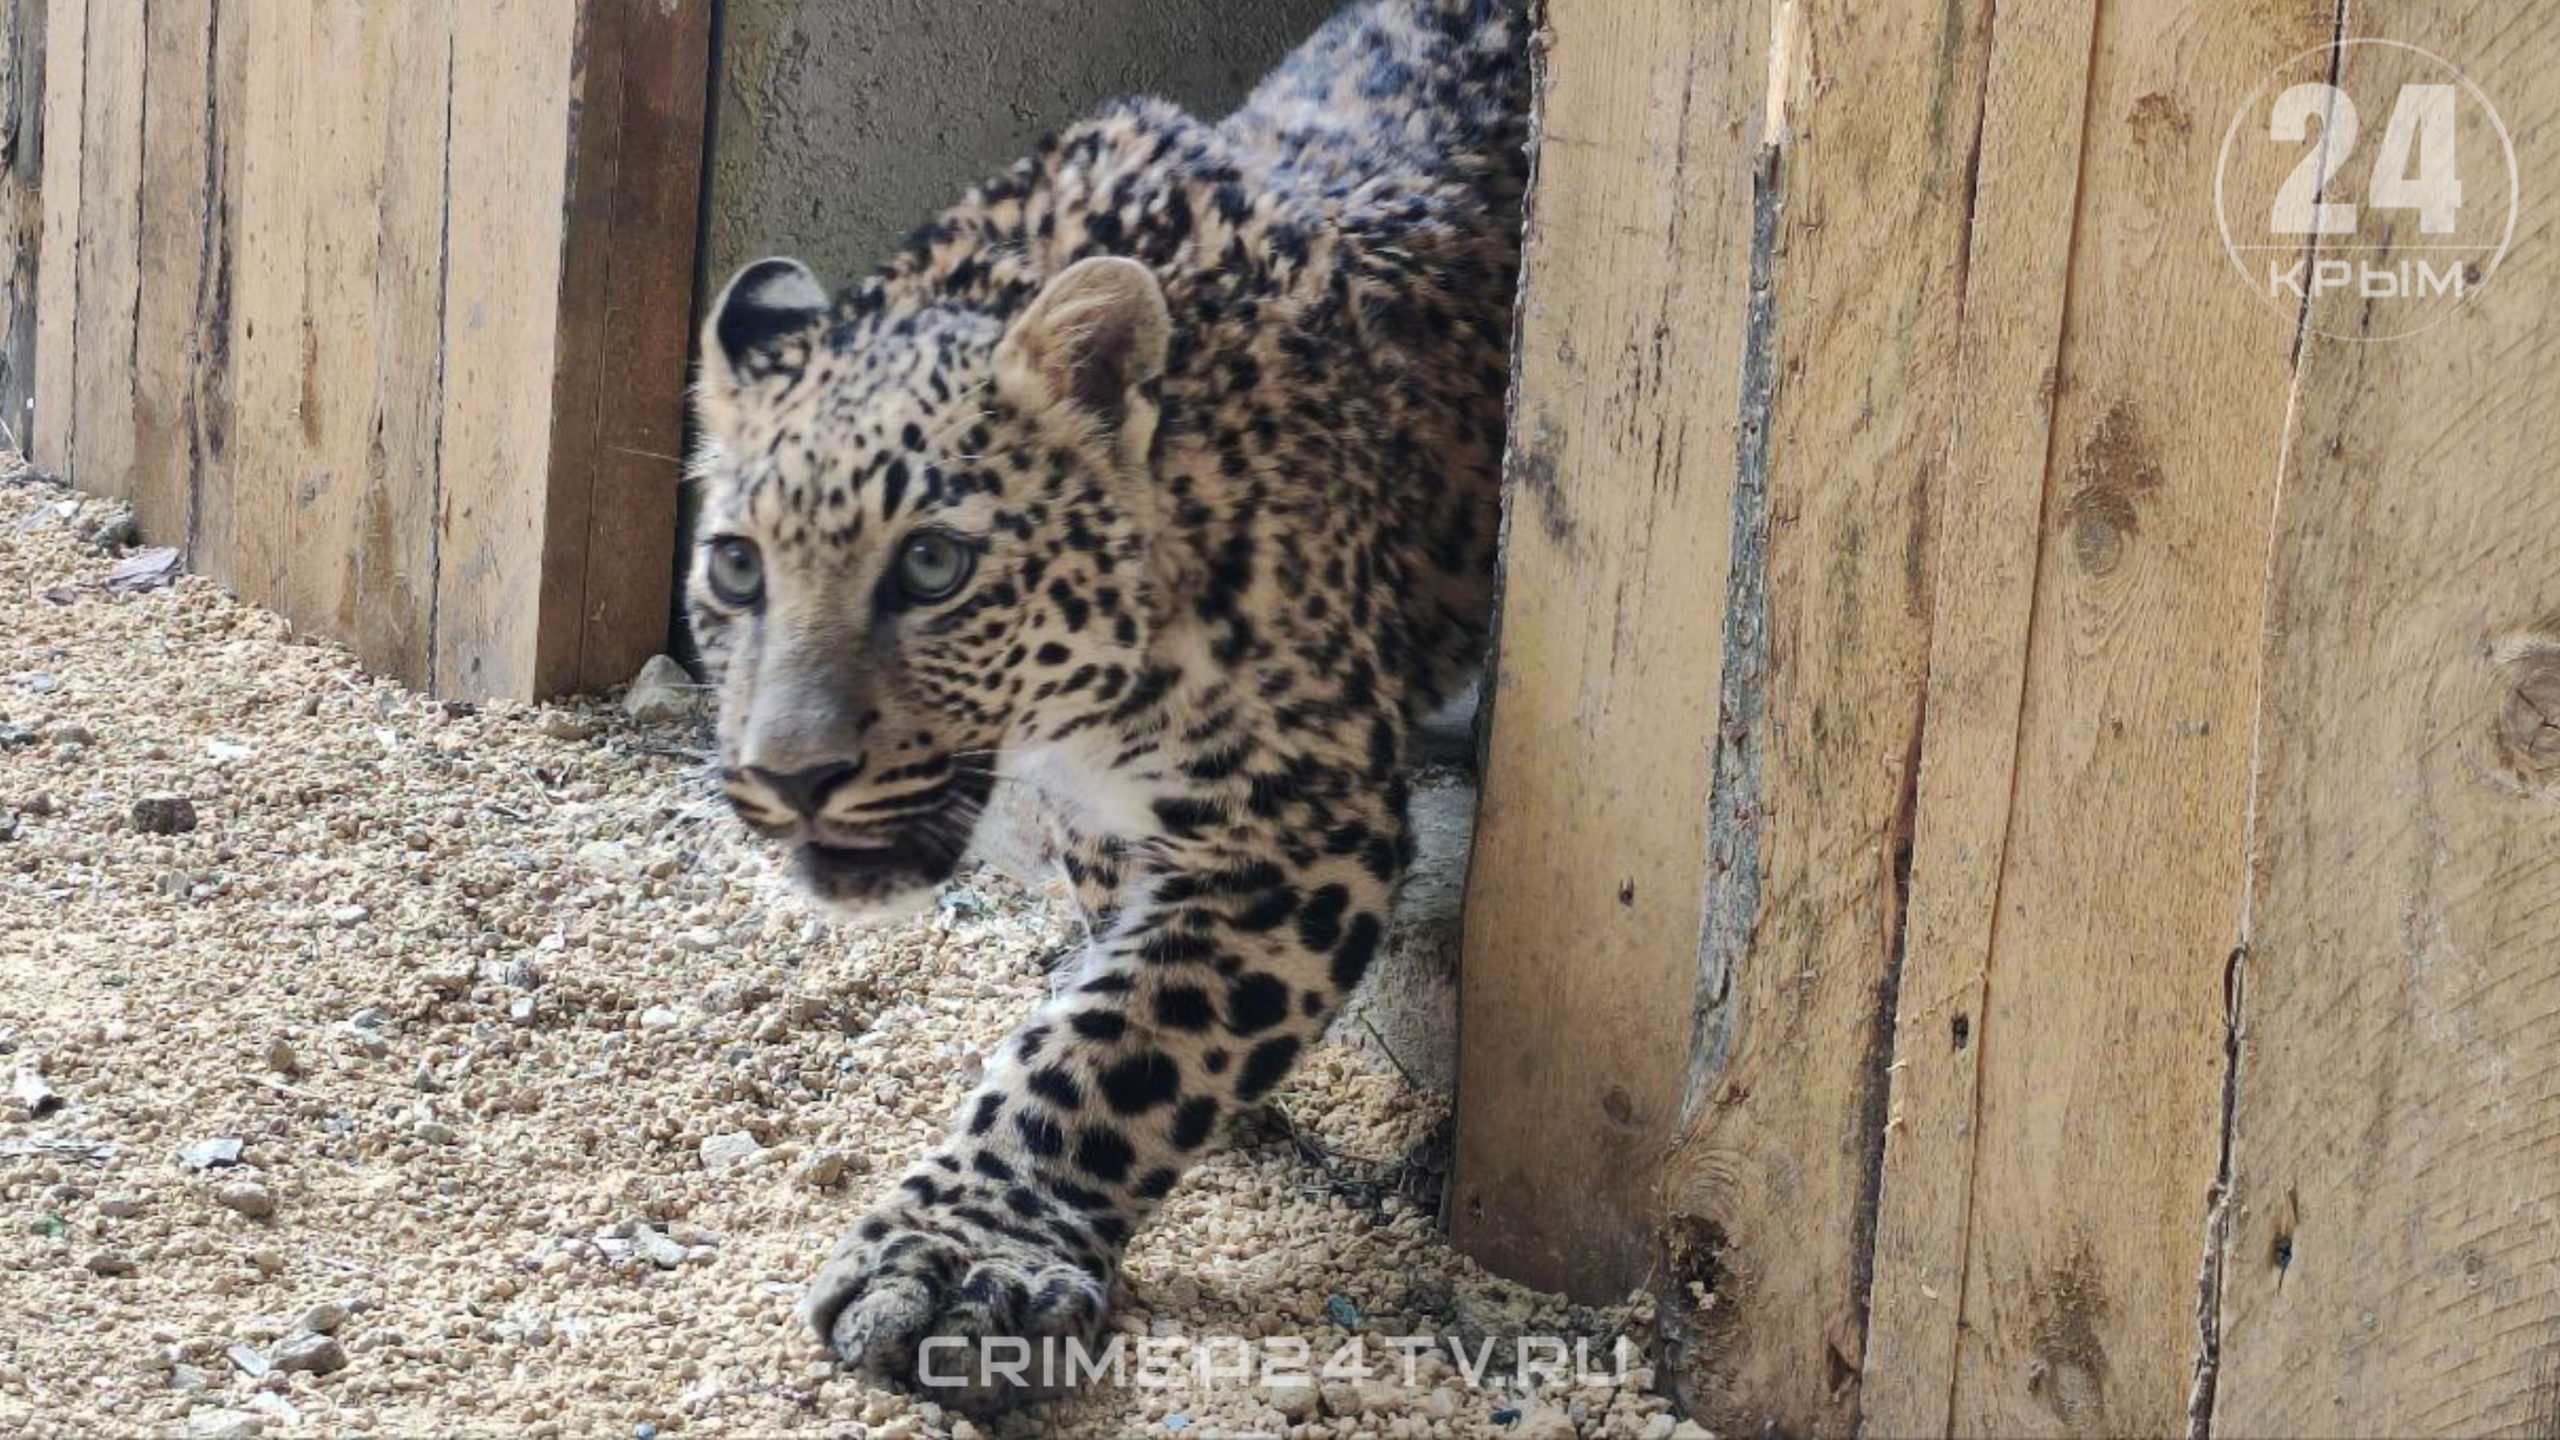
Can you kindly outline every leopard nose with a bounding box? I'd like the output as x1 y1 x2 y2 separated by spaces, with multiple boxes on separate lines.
745 760 864 821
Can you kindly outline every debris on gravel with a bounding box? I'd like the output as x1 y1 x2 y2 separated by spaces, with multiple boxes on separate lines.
130 792 198 834
0 471 1683 1438
623 653 701 726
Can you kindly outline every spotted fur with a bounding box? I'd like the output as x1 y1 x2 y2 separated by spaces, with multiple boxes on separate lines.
686 0 1527 1409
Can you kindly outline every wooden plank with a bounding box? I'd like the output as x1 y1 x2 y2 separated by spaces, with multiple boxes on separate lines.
215 0 312 644
1868 0 2336 1431
130 0 211 546
536 0 708 694
432 0 579 697
1859 0 2105 1423
562 0 706 693
2210 11 2560 1434
29 0 76 474
1646 2 1988 1434
341 0 454 683
185 0 243 580
1447 0 1762 1303
529 0 628 697
65 0 136 498
0 0 46 448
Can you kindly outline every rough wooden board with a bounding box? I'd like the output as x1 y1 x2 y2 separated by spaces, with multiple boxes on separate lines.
530 0 629 698
29 0 76 474
1648 2 1987 1434
564 0 707 693
184 0 244 581
537 0 708 695
1447 0 1762 1304
430 0 578 698
349 0 455 685
130 0 212 548
64 0 135 500
2209 10 2560 1434
1858 0 2103 1425
1925 2 2329 1431
0 0 45 447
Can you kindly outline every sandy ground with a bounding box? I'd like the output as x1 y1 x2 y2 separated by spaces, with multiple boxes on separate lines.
0 469 1694 1440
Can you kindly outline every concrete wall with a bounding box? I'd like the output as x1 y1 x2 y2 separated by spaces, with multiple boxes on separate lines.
700 0 1345 296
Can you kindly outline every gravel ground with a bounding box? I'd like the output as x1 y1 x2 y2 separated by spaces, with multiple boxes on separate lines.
0 469 1697 1440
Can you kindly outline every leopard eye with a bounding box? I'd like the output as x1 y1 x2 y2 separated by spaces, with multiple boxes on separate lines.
895 531 974 604
705 536 764 608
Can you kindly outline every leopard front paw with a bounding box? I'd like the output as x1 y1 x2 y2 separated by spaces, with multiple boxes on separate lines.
804 1182 1115 1413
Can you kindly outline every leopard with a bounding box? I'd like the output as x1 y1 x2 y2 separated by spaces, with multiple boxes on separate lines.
684 0 1529 1410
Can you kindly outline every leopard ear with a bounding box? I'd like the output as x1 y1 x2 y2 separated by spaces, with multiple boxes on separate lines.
995 256 1170 448
701 257 828 393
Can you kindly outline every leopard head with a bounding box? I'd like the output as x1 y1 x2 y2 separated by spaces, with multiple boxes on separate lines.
688 254 1172 917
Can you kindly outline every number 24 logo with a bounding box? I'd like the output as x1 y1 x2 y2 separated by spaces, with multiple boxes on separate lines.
2271 83 2461 235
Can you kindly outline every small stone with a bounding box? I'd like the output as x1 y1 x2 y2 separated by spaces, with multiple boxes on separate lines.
225 1343 270 1378
215 1183 277 1221
1638 1416 1678 1440
508 996 537 1026
263 1038 300 1076
20 790 56 816
269 1333 347 1375
297 1301 349 1336
330 904 370 927
536 712 600 742
414 1119 457 1146
622 655 699 726
798 1151 858 1189
1512 1404 1577 1440
179 1138 245 1170
47 722 94 747
132 795 198 835
95 1192 147 1219
11 1066 60 1117
639 1005 681 1033
187 1409 266 1440
84 1251 137 1277
697 1131 764 1173
168 1363 210 1392
1263 1377 1321 1421
633 1225 689 1269
0 811 17 842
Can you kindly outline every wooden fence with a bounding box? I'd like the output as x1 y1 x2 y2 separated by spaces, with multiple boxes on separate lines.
12 0 2560 1433
22 0 707 699
1452 2 2560 1437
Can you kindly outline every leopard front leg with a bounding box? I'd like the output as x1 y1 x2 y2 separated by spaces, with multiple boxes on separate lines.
805 802 1404 1411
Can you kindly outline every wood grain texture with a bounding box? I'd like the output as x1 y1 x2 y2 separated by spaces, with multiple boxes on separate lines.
28 0 75 474
1936 3 2324 1432
130 0 210 550
1448 0 1761 1304
2210 8 2560 1434
1859 0 2103 1423
64 0 134 499
0 0 45 445
1649 2 1987 1434
431 0 578 698
540 0 706 694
